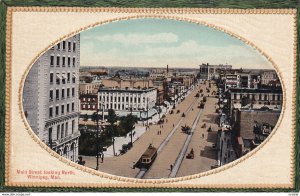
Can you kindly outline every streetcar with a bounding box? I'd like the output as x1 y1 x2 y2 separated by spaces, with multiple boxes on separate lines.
135 144 157 169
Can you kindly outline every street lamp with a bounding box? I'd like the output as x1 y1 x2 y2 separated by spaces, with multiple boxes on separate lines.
95 108 100 170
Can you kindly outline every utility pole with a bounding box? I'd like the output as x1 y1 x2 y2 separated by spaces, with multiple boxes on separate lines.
95 108 99 170
102 100 104 122
147 97 149 126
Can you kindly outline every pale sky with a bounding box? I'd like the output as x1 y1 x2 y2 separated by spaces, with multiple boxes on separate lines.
80 18 273 69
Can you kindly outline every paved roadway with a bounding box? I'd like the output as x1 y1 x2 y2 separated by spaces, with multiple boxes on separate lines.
82 81 219 178
81 84 201 178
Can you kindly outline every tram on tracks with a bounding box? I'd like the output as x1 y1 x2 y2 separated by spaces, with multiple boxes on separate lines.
135 144 157 169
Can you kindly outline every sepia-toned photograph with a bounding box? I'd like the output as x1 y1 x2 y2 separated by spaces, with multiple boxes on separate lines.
22 18 283 179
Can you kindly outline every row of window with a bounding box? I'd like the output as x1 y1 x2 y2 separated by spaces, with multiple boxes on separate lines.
50 55 76 67
49 103 75 118
82 104 97 109
49 72 76 85
99 95 146 103
49 88 76 101
233 93 281 101
51 41 76 52
48 120 76 141
99 103 144 111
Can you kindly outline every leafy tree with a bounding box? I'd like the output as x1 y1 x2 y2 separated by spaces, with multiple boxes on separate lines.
83 114 88 121
106 109 118 155
107 109 117 125
119 114 138 146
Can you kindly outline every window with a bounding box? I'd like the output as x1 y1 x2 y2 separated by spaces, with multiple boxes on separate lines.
62 41 66 50
57 125 60 140
49 107 53 118
73 57 76 67
61 124 64 138
72 74 76 83
49 90 53 101
50 73 53 84
65 122 68 136
61 105 64 114
56 89 59 100
67 104 70 113
56 56 60 66
68 57 71 66
68 42 71 51
72 103 75 111
62 57 65 67
62 89 65 99
56 74 60 85
67 73 70 83
264 94 268 101
67 88 70 98
57 43 60 50
55 106 59 116
50 56 54 66
72 88 75 97
72 120 75 133
277 95 281 101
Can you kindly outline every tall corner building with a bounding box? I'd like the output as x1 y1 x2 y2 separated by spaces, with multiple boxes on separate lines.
23 35 80 162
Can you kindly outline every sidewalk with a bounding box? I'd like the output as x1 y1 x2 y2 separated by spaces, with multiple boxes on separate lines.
103 125 146 157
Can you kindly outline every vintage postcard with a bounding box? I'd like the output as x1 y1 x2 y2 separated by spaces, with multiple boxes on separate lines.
1 5 299 191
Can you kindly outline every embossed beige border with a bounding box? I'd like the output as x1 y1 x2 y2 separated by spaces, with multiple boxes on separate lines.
5 7 297 188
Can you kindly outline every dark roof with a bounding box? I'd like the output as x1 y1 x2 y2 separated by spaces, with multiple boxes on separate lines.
79 94 97 99
229 88 282 94
239 110 280 140
98 87 156 93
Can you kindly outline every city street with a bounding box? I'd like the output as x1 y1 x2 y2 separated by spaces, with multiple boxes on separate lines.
82 81 218 178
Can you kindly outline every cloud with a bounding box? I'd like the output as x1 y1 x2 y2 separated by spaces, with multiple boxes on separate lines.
80 39 272 69
84 33 179 45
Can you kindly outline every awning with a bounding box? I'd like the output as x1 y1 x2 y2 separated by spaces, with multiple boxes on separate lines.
61 74 67 79
56 74 61 79
72 74 77 78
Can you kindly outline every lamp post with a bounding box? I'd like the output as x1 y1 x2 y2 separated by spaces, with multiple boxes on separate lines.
95 108 100 170
147 98 149 126
130 105 133 145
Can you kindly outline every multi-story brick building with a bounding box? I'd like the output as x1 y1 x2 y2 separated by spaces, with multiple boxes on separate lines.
23 35 80 162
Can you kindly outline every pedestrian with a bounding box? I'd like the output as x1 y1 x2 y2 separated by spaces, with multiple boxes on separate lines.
202 133 204 139
170 164 173 171
173 124 174 128
101 154 104 163
166 119 168 123
157 130 159 135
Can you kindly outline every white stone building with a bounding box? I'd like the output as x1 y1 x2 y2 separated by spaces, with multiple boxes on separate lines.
98 87 157 118
23 35 80 162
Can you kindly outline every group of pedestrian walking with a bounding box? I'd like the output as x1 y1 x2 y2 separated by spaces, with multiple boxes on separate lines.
157 130 162 135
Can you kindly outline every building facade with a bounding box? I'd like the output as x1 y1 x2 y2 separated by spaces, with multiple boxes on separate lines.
79 80 102 95
199 63 232 80
23 35 80 162
80 94 98 111
98 87 157 115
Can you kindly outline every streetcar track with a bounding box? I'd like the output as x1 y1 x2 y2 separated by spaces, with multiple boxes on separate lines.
135 88 201 178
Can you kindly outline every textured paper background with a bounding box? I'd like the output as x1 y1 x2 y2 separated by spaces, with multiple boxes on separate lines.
6 9 296 188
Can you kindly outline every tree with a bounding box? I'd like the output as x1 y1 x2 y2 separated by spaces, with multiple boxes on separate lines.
83 114 88 121
119 114 138 147
106 109 118 156
107 109 117 125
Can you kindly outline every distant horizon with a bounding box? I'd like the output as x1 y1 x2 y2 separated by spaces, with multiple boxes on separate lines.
80 18 274 70
79 65 274 71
